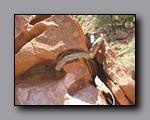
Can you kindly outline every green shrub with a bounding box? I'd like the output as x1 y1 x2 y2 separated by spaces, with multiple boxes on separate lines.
127 38 135 53
77 15 82 21
117 15 135 28
94 15 112 28
109 36 116 42
94 15 135 30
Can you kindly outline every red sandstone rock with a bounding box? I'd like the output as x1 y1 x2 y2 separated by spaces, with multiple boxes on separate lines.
15 15 135 105
95 40 135 104
15 15 108 105
15 15 32 36
15 15 88 77
29 15 51 25
15 59 107 105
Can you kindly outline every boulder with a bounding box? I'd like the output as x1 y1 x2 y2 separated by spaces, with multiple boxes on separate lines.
116 31 128 40
15 57 108 105
15 15 135 105
15 15 88 77
15 15 108 105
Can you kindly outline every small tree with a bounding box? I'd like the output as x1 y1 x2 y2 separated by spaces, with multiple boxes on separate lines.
117 15 135 28
94 15 135 34
94 15 116 34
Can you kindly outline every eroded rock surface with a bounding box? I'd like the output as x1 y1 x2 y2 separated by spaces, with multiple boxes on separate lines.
95 40 135 104
15 15 88 77
15 15 135 105
15 15 109 105
15 15 32 36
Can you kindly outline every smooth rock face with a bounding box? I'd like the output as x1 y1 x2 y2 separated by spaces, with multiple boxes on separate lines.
15 15 108 105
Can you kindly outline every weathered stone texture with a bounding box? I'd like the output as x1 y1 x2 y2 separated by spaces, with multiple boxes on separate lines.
15 15 135 105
